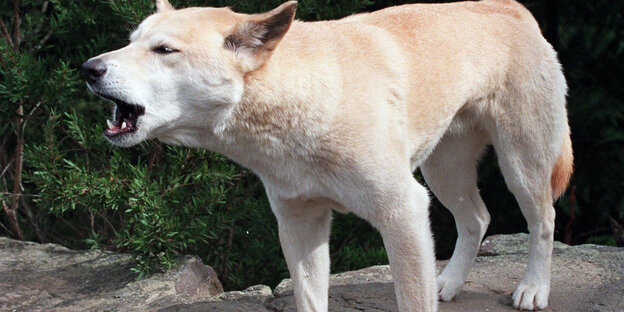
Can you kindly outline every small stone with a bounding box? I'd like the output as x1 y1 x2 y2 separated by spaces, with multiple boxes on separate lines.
174 257 223 298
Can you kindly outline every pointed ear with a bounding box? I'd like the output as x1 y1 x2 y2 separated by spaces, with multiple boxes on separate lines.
224 1 297 71
155 0 174 12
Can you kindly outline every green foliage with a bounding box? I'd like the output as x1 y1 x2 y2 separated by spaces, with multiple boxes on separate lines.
586 235 617 247
1 0 623 291
330 212 387 272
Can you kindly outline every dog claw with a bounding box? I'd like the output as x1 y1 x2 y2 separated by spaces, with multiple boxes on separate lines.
437 273 464 301
512 283 549 310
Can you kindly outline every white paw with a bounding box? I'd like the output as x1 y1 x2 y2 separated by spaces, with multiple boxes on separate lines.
437 273 465 302
512 282 549 310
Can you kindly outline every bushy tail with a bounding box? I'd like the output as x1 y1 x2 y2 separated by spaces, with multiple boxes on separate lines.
551 131 573 199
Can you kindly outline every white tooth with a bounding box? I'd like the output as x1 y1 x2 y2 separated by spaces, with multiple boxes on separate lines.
106 120 113 129
122 121 127 129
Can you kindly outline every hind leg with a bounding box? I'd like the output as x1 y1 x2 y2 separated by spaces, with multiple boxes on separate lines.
487 47 569 310
493 139 557 310
421 129 490 301
488 111 564 310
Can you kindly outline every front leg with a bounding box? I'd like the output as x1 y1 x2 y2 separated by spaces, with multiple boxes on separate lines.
358 179 438 312
268 195 332 312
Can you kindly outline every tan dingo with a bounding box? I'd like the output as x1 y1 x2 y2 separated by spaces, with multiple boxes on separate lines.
82 0 573 311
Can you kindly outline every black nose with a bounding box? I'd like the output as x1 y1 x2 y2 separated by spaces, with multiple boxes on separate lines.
81 58 107 84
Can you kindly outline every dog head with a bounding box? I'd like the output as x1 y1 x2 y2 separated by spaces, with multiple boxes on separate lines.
82 0 297 147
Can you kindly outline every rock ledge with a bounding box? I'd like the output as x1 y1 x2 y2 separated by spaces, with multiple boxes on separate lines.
1 234 622 311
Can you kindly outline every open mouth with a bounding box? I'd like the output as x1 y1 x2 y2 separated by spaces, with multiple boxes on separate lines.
99 94 145 137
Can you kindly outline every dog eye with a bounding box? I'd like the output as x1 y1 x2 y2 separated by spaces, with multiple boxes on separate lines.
152 46 179 54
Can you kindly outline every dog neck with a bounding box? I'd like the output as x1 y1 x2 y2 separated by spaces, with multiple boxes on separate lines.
210 46 337 174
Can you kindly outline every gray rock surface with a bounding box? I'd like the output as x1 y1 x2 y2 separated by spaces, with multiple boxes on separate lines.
1 233 622 311
0 238 223 311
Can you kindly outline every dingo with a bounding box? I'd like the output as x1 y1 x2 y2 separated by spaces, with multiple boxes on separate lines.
82 0 572 311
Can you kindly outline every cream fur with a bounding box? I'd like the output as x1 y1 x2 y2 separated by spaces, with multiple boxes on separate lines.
85 0 572 311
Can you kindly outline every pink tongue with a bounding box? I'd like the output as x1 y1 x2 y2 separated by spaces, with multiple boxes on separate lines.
105 124 122 136
106 121 137 136
105 119 135 137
